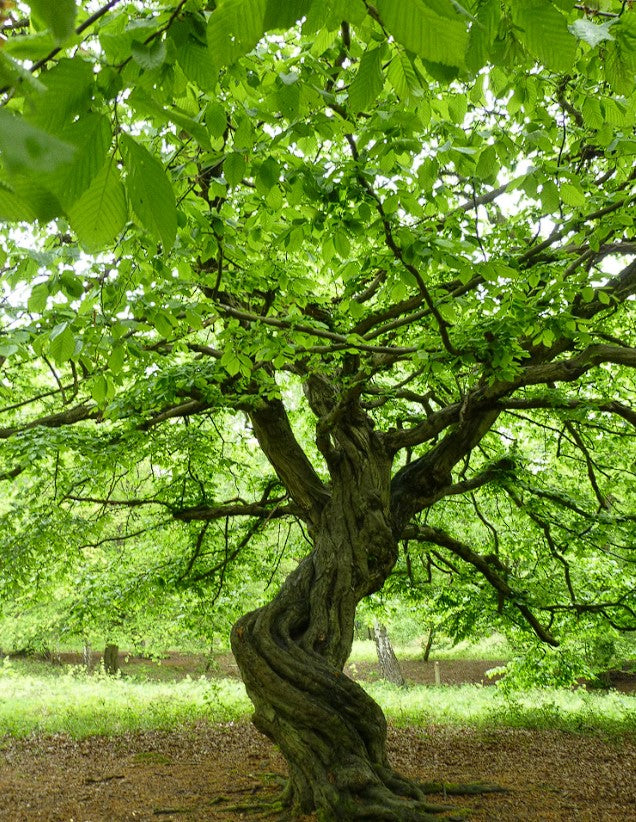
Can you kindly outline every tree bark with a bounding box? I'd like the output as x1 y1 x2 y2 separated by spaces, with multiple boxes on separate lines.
231 419 453 819
103 643 119 675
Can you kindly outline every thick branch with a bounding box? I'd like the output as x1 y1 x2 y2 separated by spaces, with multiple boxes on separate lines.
248 399 330 525
410 525 559 646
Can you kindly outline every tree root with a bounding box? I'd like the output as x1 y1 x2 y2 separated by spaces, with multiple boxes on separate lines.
418 780 508 796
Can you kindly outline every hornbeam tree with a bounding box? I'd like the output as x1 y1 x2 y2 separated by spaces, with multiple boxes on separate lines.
1 1 636 818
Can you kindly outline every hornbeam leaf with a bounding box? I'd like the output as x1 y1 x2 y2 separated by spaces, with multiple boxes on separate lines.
375 0 468 68
45 113 112 209
349 48 385 113
0 110 74 176
0 177 61 222
29 0 77 45
49 325 76 364
131 38 167 71
569 18 616 49
121 135 177 252
512 1 577 73
387 50 422 102
68 162 127 252
207 0 267 69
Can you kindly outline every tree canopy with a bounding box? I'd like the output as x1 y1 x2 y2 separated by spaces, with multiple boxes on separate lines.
1 0 635 818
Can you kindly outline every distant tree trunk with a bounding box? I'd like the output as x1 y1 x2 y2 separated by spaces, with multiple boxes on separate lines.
422 627 435 662
103 643 119 675
83 641 92 671
373 621 405 686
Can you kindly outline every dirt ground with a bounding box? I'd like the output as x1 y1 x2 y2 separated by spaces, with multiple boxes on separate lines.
1 653 635 821
2 722 635 821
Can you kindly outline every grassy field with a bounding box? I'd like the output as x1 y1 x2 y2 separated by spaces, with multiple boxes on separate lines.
1 653 634 739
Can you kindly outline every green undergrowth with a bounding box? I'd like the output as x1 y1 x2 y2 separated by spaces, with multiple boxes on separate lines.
0 656 633 739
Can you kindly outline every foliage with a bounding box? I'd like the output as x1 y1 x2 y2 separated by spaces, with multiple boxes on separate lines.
0 0 635 696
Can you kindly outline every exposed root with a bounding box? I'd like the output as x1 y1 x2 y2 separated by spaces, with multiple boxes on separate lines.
418 780 508 796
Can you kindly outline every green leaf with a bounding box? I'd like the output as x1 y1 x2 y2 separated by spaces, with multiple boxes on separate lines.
176 38 218 90
26 59 94 132
604 14 636 95
29 0 77 45
540 180 560 214
375 0 469 68
569 18 616 49
349 48 385 113
466 0 500 72
0 111 75 176
131 38 167 71
205 102 227 138
559 182 586 208
255 158 280 194
475 145 499 180
512 1 577 73
121 135 177 252
263 0 312 30
386 50 422 102
27 282 49 314
68 162 128 252
49 324 76 364
224 152 247 187
207 0 267 69
45 114 112 209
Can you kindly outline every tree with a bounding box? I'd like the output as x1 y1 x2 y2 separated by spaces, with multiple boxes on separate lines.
1 1 635 818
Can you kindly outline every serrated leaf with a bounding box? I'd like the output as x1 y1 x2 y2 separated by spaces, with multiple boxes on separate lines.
26 59 93 132
512 1 577 73
263 0 312 29
176 38 217 90
27 282 49 314
29 0 77 44
376 0 468 68
0 110 74 176
560 182 586 208
45 113 112 209
224 152 247 187
131 38 167 71
466 0 500 72
540 180 560 214
475 145 499 180
207 0 267 69
255 157 280 194
569 18 616 49
205 102 227 138
604 14 636 95
49 325 75 364
349 47 384 113
387 50 422 102
68 162 127 252
121 135 177 252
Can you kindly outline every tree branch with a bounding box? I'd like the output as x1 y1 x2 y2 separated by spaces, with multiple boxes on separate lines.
408 525 559 646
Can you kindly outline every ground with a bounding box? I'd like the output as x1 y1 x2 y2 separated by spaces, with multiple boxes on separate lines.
2 722 636 821
1 654 635 821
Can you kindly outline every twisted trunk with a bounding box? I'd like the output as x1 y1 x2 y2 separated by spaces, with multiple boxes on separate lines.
231 419 454 819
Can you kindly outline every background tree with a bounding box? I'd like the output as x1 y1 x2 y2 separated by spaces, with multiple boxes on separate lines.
1 1 635 818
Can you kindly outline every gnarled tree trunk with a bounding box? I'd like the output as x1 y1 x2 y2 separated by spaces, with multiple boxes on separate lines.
231 408 453 820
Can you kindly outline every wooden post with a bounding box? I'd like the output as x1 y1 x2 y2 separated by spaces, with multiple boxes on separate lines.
434 660 441 685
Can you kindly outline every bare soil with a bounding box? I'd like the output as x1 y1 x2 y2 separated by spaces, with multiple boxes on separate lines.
2 652 635 821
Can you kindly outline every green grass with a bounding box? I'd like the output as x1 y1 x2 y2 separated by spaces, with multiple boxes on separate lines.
1 655 634 739
0 658 249 737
